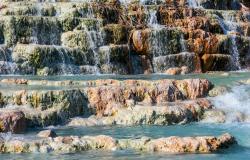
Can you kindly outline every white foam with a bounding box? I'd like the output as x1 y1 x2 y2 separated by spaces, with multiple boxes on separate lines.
211 85 250 122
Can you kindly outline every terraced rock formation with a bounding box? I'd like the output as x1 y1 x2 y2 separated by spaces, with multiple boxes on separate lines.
0 0 249 75
0 78 212 128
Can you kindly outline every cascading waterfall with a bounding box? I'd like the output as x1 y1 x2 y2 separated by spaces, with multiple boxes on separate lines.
83 25 103 74
80 2 105 74
216 15 241 70
144 3 166 73
0 0 248 75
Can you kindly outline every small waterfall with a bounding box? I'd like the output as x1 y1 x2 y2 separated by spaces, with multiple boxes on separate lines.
180 33 187 52
99 45 112 73
230 35 241 70
211 85 250 122
217 16 241 70
188 0 202 8
147 9 162 61
84 26 103 73
56 1 110 74
147 10 158 28
79 3 105 74
0 132 15 142
0 46 16 74
35 2 42 16
99 46 111 65
56 46 67 74
85 0 95 18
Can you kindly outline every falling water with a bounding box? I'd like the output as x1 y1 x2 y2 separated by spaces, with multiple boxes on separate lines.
99 46 111 65
55 46 69 75
83 26 103 73
211 85 250 122
79 3 105 74
230 35 241 70
217 15 241 70
188 0 202 8
147 10 159 28
85 0 95 18
0 45 16 74
99 45 112 73
180 33 187 52
34 2 42 16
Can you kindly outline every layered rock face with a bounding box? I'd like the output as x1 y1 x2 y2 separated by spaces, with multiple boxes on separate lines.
0 78 212 127
0 133 236 154
0 0 249 75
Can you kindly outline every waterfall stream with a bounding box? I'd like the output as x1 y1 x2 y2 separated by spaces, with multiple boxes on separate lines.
216 14 241 70
188 0 202 8
211 84 250 122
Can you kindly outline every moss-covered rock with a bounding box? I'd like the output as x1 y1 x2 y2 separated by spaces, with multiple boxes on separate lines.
103 24 131 44
12 44 94 73
98 44 129 74
202 54 232 71
3 16 61 46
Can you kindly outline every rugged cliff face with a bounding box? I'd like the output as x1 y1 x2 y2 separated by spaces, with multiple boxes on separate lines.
0 0 249 75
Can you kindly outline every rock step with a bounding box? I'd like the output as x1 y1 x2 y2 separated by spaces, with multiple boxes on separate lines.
68 99 212 126
11 43 130 74
0 79 212 127
0 133 236 153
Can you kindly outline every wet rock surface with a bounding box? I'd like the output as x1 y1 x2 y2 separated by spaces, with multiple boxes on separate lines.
0 110 26 134
37 130 57 138
0 78 213 127
0 133 236 154
68 98 212 126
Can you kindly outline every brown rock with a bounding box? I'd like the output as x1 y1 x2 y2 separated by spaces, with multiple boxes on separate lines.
202 54 232 72
164 67 182 75
147 133 236 153
86 79 212 116
1 79 28 85
0 134 236 154
0 110 26 134
37 130 57 138
131 29 149 54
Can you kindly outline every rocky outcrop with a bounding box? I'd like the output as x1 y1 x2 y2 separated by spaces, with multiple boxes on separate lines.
37 130 57 138
201 109 226 123
0 110 26 133
84 78 212 116
0 89 88 127
0 78 212 127
68 98 212 126
209 86 230 97
0 133 236 154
